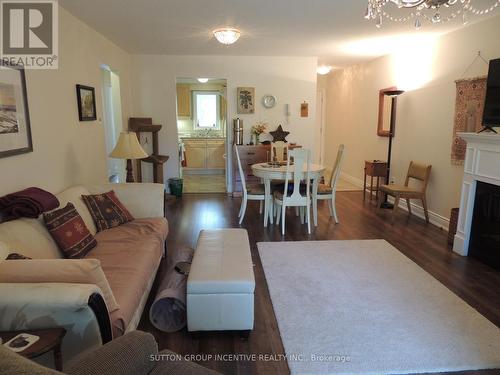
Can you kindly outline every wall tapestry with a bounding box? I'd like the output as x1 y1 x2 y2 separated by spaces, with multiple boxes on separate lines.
451 76 486 165
0 63 32 158
237 87 255 114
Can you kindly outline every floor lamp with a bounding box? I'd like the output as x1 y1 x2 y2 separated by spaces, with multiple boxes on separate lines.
380 89 405 209
109 132 148 183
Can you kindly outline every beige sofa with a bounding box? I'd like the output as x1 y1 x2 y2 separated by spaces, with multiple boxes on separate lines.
0 183 167 366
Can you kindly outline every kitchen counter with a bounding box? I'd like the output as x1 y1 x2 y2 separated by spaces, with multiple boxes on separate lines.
180 136 225 140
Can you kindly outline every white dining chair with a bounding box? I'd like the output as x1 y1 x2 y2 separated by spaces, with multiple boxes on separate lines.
271 141 288 162
234 144 266 225
274 148 311 235
316 144 345 223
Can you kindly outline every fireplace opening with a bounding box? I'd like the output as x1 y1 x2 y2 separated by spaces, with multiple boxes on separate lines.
469 181 500 271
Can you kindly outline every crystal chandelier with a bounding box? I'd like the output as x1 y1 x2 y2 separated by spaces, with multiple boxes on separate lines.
365 0 500 29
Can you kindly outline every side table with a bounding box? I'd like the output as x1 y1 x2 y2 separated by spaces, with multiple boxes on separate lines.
364 160 388 201
1 328 66 371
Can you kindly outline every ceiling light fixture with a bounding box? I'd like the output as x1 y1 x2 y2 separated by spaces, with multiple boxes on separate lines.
197 78 209 83
317 65 333 75
365 0 500 29
213 28 241 45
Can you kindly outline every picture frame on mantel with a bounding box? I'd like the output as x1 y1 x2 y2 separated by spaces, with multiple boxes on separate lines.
76 84 97 121
377 86 397 137
0 62 33 159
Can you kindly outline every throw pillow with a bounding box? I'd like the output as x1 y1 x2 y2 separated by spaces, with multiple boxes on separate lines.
43 203 97 258
6 253 32 260
81 190 134 232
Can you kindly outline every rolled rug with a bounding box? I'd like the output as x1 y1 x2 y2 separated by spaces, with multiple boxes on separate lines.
149 247 194 332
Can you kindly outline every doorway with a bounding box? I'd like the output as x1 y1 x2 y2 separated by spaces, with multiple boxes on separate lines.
176 78 227 193
101 65 124 182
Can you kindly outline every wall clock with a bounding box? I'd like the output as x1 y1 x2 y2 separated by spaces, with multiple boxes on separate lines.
262 95 277 109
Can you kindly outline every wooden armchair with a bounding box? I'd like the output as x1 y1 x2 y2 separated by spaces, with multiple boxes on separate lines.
379 161 432 224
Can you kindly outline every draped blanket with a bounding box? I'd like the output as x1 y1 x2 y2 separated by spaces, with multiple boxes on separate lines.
0 187 59 221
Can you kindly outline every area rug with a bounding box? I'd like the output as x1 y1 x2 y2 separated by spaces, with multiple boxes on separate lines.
258 240 500 375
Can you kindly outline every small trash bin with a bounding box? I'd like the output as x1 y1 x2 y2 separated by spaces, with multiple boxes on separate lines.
168 178 183 198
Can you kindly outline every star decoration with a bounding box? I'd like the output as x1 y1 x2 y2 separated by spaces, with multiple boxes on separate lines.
269 125 290 143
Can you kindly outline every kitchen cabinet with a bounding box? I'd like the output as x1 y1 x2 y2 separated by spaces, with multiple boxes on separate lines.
206 140 226 168
176 84 191 117
183 138 225 170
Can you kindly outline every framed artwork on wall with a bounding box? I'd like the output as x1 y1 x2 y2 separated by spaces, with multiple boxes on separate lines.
0 63 33 159
237 87 255 114
76 84 97 121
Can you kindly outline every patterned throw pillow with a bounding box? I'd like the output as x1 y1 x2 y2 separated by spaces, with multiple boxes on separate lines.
81 190 134 232
6 253 32 260
43 203 97 259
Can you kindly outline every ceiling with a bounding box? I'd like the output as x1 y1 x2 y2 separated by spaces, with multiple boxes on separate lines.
59 0 500 67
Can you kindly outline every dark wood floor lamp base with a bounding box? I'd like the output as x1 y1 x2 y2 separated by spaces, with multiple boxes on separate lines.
126 159 135 183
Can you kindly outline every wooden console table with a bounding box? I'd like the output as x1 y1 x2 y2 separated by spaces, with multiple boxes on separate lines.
364 160 387 201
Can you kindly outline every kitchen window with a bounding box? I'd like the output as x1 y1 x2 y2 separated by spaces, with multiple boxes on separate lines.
193 91 220 129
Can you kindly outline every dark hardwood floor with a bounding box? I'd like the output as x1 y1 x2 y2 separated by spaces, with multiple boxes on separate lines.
138 192 500 375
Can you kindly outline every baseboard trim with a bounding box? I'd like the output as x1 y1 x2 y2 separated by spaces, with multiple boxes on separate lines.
182 168 225 175
340 172 364 188
340 172 450 232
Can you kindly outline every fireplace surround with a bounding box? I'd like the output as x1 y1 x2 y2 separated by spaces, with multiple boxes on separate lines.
453 132 500 259
469 181 500 270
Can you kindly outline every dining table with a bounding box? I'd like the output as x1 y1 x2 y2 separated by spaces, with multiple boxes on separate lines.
251 162 326 227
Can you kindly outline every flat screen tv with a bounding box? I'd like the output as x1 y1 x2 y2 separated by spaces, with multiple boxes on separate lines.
482 58 500 131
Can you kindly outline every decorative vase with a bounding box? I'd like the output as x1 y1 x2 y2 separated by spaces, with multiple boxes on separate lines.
254 134 260 144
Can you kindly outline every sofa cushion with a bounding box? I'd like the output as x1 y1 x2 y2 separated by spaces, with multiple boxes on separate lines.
44 203 97 259
0 218 62 259
90 218 168 335
0 258 120 313
56 186 97 235
82 191 134 232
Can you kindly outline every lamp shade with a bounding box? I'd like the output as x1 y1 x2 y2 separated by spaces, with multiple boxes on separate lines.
109 132 148 160
384 90 405 97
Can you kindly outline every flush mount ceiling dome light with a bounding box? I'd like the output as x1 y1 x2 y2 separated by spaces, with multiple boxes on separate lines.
365 0 500 29
213 28 241 45
197 78 209 83
317 65 333 75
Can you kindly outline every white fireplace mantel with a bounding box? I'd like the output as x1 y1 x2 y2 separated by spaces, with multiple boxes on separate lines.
453 132 500 256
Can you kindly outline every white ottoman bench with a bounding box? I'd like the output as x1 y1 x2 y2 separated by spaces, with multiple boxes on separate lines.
187 229 255 332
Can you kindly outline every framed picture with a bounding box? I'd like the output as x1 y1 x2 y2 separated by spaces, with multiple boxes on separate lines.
237 87 255 114
76 84 97 121
0 63 33 159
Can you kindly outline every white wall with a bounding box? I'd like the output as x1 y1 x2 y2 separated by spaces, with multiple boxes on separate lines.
130 55 318 189
324 14 500 227
0 6 132 196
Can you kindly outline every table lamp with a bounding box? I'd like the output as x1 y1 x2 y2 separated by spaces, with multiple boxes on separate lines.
380 89 405 209
109 132 148 183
